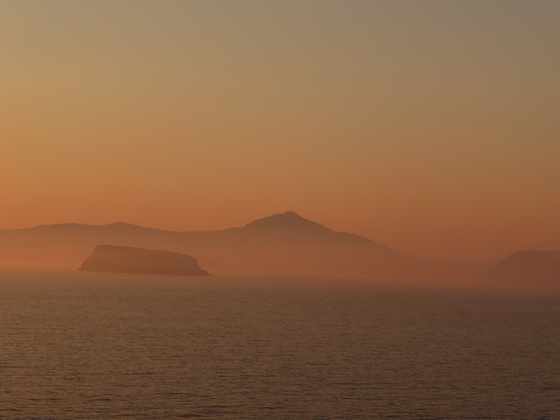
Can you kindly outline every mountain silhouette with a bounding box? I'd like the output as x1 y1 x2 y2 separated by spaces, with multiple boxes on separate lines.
244 211 331 231
0 211 483 278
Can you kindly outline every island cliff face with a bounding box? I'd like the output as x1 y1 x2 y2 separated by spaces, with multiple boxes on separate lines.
80 245 209 276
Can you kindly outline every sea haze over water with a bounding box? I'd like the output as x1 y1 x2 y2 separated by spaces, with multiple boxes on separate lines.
1 272 559 419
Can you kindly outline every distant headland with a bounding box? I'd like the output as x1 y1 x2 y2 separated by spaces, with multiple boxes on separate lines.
493 251 560 283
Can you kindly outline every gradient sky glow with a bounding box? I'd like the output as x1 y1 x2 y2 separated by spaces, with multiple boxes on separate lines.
1 0 559 262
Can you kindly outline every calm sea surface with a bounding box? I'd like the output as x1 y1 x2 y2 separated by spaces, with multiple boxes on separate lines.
1 271 559 419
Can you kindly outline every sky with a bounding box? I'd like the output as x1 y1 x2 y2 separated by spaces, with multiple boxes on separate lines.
1 0 559 262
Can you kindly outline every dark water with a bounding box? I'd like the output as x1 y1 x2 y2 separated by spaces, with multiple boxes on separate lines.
1 272 559 419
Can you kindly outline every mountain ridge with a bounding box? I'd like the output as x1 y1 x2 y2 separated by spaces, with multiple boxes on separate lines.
0 211 483 278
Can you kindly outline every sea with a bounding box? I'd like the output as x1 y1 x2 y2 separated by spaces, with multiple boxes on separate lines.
1 270 559 419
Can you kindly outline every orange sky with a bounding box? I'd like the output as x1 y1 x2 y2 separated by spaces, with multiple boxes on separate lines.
1 0 559 262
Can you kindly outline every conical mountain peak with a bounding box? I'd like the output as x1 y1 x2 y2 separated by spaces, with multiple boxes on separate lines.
243 211 331 231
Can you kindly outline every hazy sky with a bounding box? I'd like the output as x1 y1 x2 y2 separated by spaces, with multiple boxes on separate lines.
1 0 559 262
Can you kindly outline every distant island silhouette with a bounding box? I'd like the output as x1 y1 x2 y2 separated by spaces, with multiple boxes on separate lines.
80 245 208 276
0 211 556 282
493 251 560 283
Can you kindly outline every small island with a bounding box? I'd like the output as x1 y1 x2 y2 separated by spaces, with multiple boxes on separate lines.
80 245 209 276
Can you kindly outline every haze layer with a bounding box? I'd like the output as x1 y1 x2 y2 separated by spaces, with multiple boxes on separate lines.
1 1 559 261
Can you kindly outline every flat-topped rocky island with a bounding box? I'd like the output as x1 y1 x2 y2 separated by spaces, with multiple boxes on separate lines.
80 245 209 276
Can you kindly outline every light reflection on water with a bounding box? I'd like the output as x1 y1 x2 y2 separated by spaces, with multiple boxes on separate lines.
1 271 559 419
